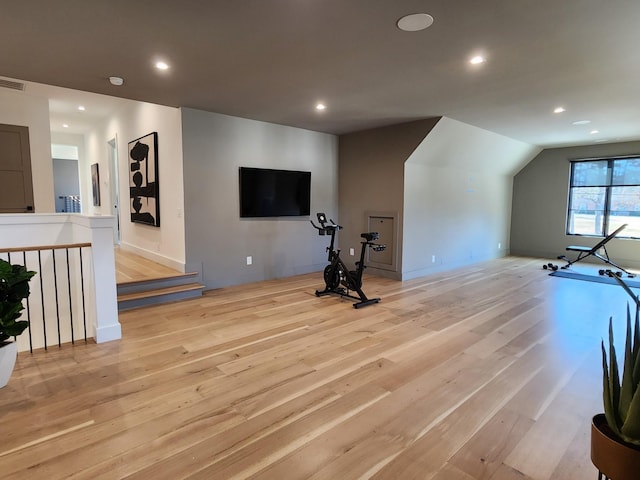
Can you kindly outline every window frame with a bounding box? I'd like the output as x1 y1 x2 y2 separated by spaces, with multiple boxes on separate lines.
566 156 640 239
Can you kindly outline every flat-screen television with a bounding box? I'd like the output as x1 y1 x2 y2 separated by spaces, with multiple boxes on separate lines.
239 167 311 218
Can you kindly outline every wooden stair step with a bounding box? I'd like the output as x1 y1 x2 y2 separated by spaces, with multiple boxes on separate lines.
117 283 205 303
117 271 199 288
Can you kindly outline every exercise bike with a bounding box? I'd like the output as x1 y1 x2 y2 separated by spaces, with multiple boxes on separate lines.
310 213 386 308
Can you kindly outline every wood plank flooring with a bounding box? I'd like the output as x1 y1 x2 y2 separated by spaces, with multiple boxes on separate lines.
0 256 630 479
114 248 184 284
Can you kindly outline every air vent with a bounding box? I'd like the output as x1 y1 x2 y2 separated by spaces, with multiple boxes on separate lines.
0 79 25 91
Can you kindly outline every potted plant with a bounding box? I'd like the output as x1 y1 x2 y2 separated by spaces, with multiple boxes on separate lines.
591 274 640 480
0 257 36 388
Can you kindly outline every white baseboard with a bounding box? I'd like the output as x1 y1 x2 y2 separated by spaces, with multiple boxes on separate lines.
119 242 185 272
95 323 122 344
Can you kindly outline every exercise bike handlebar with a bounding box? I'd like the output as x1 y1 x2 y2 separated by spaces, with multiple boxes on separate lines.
310 212 342 234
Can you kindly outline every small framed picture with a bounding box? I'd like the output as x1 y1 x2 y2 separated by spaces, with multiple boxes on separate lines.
91 163 101 206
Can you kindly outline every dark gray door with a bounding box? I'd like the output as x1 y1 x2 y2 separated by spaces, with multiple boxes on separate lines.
0 123 34 213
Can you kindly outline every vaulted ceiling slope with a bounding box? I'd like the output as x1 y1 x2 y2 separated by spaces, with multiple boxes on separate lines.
1 1 639 147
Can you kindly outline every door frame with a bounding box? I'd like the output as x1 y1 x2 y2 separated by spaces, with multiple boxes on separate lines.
108 137 121 244
366 211 399 272
0 123 34 213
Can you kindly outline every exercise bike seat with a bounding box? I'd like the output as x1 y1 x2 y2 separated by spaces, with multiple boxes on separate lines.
361 232 379 241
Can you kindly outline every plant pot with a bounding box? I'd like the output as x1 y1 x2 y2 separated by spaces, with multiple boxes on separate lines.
0 341 17 388
591 413 640 480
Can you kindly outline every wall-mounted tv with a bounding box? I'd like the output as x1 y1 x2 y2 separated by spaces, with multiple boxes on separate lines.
239 167 311 218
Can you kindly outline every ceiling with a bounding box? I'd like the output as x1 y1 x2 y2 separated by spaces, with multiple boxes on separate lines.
1 0 639 147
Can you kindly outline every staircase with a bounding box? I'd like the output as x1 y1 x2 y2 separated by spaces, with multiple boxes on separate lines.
114 249 205 311
117 271 205 311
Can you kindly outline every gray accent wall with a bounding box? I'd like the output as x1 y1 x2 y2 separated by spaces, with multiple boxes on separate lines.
338 118 441 279
53 159 80 212
181 108 338 289
511 140 640 268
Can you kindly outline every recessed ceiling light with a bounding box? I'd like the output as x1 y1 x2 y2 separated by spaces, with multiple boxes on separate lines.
63 124 69 128
590 130 600 135
572 120 591 125
469 55 486 65
109 76 124 86
77 105 85 111
553 107 566 114
155 61 169 70
397 13 434 32
316 103 326 111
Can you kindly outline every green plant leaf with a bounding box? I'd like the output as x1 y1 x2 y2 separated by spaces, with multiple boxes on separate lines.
620 305 635 419
603 340 622 437
0 258 36 341
2 320 29 337
609 318 622 427
0 259 12 278
634 304 640 387
620 387 640 446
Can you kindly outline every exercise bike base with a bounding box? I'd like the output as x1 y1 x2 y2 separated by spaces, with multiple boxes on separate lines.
315 288 381 308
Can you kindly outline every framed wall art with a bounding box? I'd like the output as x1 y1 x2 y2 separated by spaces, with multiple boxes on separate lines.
128 132 160 227
91 163 101 206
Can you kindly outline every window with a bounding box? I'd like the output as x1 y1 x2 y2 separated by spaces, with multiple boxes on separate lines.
567 157 640 238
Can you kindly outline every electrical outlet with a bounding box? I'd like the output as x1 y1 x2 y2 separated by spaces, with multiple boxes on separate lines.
432 255 436 263
498 242 501 249
246 255 252 265
349 248 355 256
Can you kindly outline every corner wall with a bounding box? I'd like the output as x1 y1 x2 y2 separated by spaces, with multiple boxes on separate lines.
338 119 441 278
181 108 338 289
511 140 640 268
403 117 540 279
85 102 186 270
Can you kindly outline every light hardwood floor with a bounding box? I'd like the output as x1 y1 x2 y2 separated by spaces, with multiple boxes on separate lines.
114 248 184 284
0 256 630 479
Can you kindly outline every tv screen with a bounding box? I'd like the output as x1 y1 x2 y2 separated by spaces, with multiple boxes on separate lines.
239 167 311 218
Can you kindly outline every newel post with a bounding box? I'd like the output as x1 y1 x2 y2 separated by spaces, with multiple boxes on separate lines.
86 217 121 343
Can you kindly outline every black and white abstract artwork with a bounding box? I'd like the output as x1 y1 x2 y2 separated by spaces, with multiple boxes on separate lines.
128 132 160 227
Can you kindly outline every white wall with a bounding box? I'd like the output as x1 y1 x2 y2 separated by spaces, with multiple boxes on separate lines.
0 88 54 212
181 108 338 289
403 117 540 279
86 102 186 270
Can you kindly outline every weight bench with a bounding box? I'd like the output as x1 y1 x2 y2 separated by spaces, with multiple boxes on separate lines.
558 223 633 275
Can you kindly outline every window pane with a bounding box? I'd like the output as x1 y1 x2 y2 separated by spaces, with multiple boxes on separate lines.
571 160 609 186
567 186 606 235
612 158 640 186
608 186 640 237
